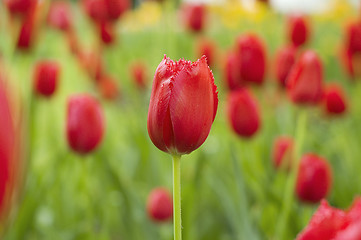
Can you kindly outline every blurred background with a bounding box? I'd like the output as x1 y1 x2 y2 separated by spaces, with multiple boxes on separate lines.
0 0 360 239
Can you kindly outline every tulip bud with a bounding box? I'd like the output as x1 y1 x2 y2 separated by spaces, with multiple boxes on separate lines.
345 22 361 55
130 62 148 90
67 94 105 154
296 200 349 240
287 50 324 105
33 61 60 97
296 154 332 204
288 15 309 48
99 22 115 45
82 0 108 24
147 55 218 155
182 4 206 33
196 39 217 67
275 45 296 88
224 52 243 91
236 34 267 85
324 84 347 115
4 0 34 17
97 75 120 100
104 0 130 21
147 188 173 222
17 15 35 50
227 88 261 138
47 1 73 32
272 136 293 169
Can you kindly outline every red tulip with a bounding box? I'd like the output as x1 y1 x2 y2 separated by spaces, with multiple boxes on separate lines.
272 136 293 169
104 0 130 21
17 15 35 50
147 55 218 155
82 0 108 23
296 200 349 240
345 22 361 55
130 62 148 90
288 15 309 48
297 197 361 240
287 50 324 105
324 84 347 115
182 4 206 33
275 45 296 88
97 75 120 100
99 22 115 45
342 22 361 79
33 61 60 97
236 34 267 85
197 39 217 67
296 154 332 203
227 88 261 138
67 94 105 154
77 50 104 81
4 0 34 17
47 1 73 32
147 188 173 222
224 52 243 91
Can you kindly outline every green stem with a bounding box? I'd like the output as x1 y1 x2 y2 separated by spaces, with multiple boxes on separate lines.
275 109 308 240
172 155 182 240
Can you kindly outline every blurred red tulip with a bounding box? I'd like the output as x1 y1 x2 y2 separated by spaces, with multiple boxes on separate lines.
296 154 332 203
236 34 267 85
130 62 148 90
324 84 347 115
197 39 217 67
224 52 243 91
99 22 116 45
82 0 108 23
341 22 361 79
17 15 35 50
4 0 34 17
288 15 309 48
77 50 104 81
182 4 206 33
33 61 60 97
147 55 218 155
67 94 105 154
97 75 120 100
296 200 349 240
345 22 361 54
47 1 73 32
147 188 173 222
275 45 296 88
287 50 324 105
227 88 261 138
104 0 130 21
272 136 293 169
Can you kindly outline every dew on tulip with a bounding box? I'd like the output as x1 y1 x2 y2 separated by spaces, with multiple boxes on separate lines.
147 55 218 155
227 88 261 138
286 50 324 105
288 15 309 48
67 94 105 154
296 154 332 204
235 34 267 85
272 136 293 170
147 188 173 222
33 61 60 98
324 84 347 115
275 45 296 88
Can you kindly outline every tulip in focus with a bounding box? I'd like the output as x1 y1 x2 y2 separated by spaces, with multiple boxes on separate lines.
67 94 105 154
147 188 173 222
272 136 293 169
130 62 148 90
182 4 206 33
288 15 309 48
227 88 261 138
324 84 347 115
296 154 332 204
224 52 243 91
297 197 361 240
275 45 296 88
236 34 267 85
147 55 218 155
287 50 324 105
33 61 60 97
47 1 73 32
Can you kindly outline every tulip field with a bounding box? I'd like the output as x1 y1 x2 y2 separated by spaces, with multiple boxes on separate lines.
1 0 361 239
